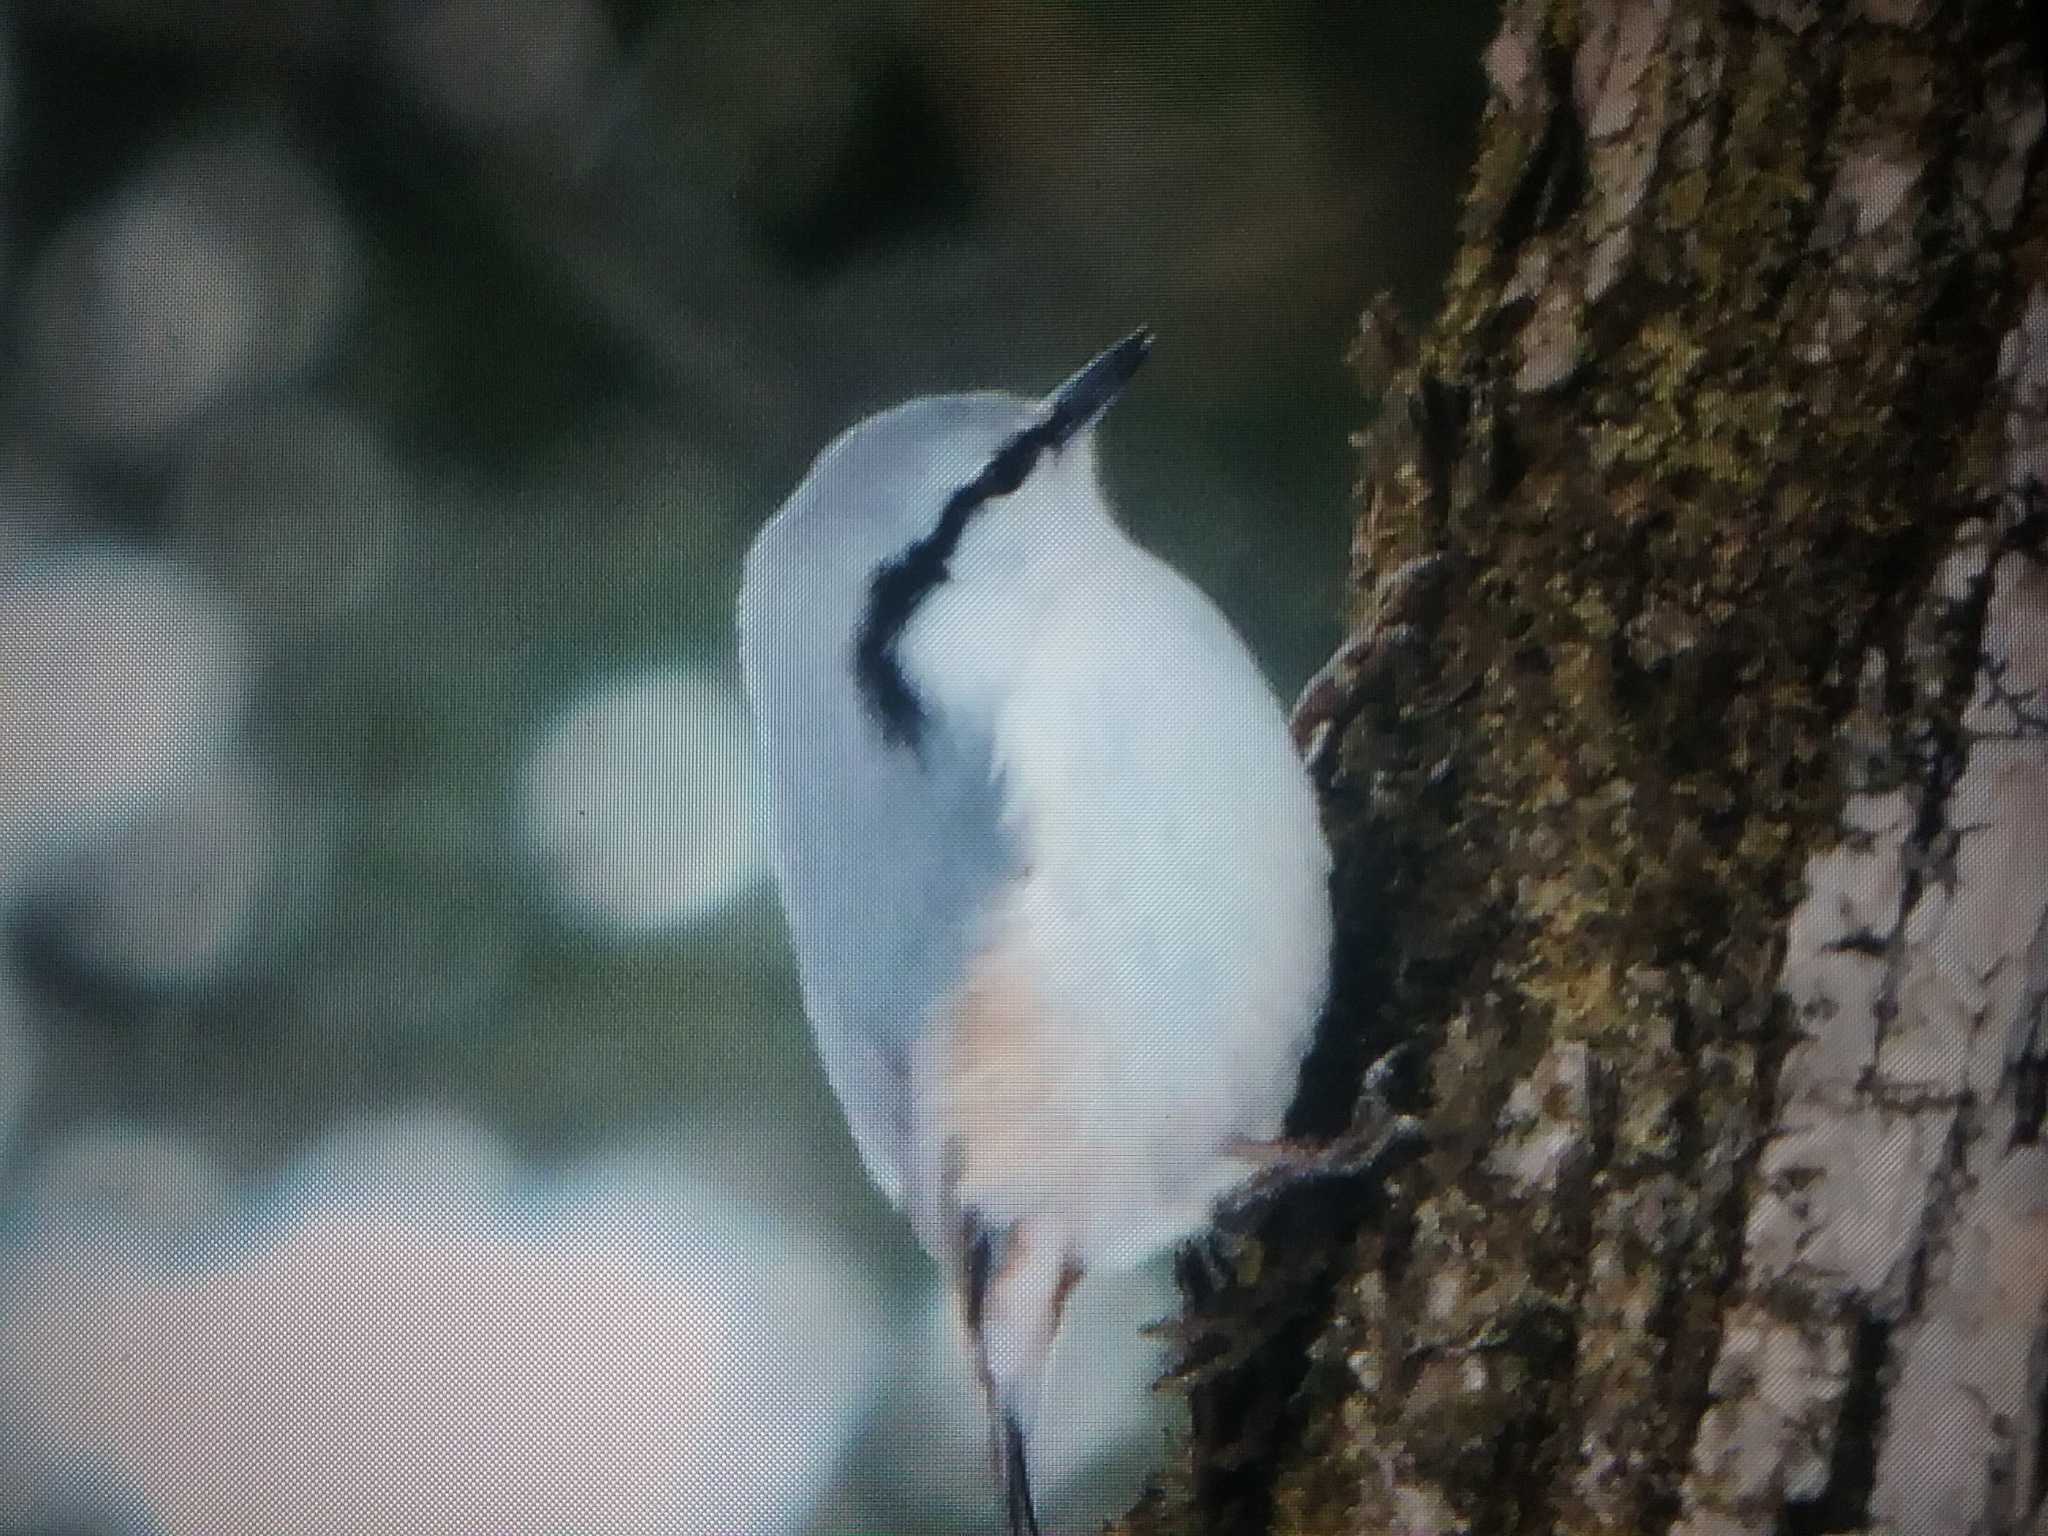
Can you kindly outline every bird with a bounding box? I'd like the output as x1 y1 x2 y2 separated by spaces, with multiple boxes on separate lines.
738 329 1392 1533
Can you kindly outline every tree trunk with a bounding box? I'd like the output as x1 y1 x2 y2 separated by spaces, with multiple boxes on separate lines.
1113 4 2048 1534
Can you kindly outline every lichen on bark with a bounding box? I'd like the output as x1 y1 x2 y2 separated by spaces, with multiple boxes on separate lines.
1111 4 2048 1534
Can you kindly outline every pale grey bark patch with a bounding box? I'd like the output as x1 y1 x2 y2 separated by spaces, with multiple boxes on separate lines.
1487 1040 1605 1197
1508 0 1683 371
1673 291 2048 1536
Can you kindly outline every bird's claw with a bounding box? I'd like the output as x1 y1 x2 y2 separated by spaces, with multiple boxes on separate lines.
1215 1045 1426 1219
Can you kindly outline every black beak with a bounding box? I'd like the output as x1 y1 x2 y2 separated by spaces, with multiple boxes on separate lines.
1041 326 1153 449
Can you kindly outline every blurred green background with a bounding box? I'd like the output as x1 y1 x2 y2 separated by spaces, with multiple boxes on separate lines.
0 2 1495 1531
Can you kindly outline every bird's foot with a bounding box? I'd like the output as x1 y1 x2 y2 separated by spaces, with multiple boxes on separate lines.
1148 1048 1426 1391
1216 1045 1425 1219
1289 553 1448 773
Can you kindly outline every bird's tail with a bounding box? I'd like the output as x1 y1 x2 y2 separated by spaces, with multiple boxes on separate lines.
958 1214 1079 1536
1000 1406 1041 1536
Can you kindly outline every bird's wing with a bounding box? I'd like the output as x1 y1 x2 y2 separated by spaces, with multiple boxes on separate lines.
740 579 1019 1215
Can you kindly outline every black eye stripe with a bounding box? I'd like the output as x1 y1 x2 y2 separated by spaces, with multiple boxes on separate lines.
852 419 1057 750
847 328 1152 748
978 433 1040 499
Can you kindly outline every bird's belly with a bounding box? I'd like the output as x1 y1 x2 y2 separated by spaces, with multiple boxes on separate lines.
923 890 1308 1272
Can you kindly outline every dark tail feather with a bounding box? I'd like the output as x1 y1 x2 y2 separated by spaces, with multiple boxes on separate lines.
964 1219 998 1336
960 1214 1037 1533
1002 1411 1042 1536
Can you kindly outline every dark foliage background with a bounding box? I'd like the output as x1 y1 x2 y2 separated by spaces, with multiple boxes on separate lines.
0 4 1492 1531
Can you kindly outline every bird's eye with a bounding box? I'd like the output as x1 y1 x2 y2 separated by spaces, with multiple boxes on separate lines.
978 436 1039 500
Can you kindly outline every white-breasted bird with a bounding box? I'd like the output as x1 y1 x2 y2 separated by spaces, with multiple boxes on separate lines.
739 331 1377 1533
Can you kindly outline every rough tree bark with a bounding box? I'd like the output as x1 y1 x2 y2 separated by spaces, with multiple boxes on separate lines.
1111 3 2048 1534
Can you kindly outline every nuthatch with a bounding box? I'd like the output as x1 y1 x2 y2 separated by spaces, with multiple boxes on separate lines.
739 331 1374 1533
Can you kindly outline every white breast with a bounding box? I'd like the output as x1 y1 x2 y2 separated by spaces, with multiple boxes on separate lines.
903 532 1332 1269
